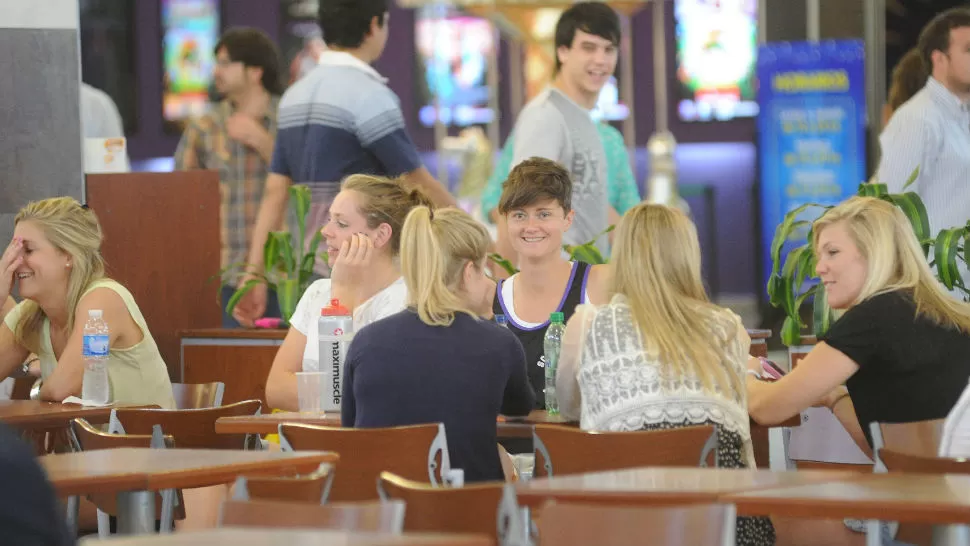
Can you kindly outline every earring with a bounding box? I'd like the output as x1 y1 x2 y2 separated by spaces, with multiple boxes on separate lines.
65 263 71 268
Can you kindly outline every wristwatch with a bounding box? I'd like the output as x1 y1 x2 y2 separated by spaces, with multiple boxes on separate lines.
20 358 37 377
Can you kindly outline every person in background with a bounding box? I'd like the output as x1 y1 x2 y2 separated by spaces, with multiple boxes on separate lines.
0 423 73 545
482 121 641 253
175 27 285 328
235 0 455 326
496 2 622 265
557 203 775 545
876 8 970 238
492 158 609 410
746 197 970 458
81 82 129 172
265 175 433 411
342 206 534 482
881 47 929 126
0 198 175 409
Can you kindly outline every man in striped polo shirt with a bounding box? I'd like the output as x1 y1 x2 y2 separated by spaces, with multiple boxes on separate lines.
235 0 454 325
876 8 970 239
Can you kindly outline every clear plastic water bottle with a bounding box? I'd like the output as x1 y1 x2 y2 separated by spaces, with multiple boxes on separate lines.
495 314 509 328
543 312 565 415
318 299 354 412
81 309 110 404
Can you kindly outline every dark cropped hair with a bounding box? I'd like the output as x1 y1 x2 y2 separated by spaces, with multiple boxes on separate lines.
554 2 621 72
215 27 284 95
498 157 573 215
318 0 389 49
918 7 970 73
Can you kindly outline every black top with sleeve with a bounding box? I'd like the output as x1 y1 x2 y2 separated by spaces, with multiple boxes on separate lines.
341 309 535 483
820 290 970 447
493 261 591 408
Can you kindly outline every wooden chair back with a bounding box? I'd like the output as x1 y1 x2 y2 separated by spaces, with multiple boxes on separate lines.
533 424 718 478
171 382 225 409
109 399 261 449
69 418 185 523
279 423 449 501
537 501 736 546
233 463 335 504
218 499 405 533
378 472 523 543
868 419 949 546
10 376 39 400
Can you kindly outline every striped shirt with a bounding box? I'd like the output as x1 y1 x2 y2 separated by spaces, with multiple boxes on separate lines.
271 51 422 190
876 77 970 235
174 97 280 284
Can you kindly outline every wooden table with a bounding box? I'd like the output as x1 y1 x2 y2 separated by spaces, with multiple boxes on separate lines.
514 466 858 509
43 448 337 535
0 400 153 430
725 472 970 524
180 328 286 406
78 528 492 546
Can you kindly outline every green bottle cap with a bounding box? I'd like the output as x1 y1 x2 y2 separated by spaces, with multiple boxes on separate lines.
550 312 564 323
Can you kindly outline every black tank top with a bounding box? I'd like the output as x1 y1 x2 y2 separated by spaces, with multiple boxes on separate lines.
493 261 591 409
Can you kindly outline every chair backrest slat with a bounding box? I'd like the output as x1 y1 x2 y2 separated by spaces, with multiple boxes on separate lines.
377 471 518 542
537 501 736 546
279 423 448 501
218 499 405 533
532 424 718 478
171 382 225 409
233 463 335 504
110 399 261 450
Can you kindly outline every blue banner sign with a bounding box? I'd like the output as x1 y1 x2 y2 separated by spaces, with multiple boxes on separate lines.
757 39 867 293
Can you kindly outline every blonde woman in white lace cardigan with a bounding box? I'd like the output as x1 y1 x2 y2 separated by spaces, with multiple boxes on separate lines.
557 203 775 546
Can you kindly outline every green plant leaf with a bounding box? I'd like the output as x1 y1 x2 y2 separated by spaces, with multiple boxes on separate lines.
768 203 826 282
813 283 832 337
262 233 280 278
269 231 297 277
857 183 888 197
887 192 931 256
291 185 311 257
275 278 301 322
488 253 518 276
901 166 920 191
780 316 801 346
935 227 964 290
225 278 263 315
300 230 323 288
568 243 606 265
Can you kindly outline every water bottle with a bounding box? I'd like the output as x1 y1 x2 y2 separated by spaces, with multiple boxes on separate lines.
495 314 508 328
81 309 110 404
543 312 565 415
318 299 354 412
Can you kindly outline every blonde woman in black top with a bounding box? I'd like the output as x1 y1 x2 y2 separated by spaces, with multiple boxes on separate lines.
747 196 970 454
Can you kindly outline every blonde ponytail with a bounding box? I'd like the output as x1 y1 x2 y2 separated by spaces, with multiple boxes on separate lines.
400 206 490 327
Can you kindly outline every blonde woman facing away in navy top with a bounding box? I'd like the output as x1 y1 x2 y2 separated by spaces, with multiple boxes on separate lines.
341 206 534 482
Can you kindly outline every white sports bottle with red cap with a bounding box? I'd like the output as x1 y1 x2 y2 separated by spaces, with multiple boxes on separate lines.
318 299 354 412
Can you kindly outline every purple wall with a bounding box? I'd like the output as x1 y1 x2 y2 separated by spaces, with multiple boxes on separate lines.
127 1 761 297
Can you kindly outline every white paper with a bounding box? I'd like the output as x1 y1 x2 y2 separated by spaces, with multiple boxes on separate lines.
61 395 111 407
83 137 129 173
788 407 873 464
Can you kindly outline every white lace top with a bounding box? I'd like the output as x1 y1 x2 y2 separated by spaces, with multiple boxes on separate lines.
557 295 755 465
291 277 408 371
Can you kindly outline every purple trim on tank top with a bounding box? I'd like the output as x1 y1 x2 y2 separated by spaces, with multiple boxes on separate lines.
498 261 579 331
580 263 592 303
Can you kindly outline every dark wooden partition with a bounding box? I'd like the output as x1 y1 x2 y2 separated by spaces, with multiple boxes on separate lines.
86 171 222 380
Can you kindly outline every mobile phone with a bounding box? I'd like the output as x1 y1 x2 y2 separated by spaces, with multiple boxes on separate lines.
760 357 786 380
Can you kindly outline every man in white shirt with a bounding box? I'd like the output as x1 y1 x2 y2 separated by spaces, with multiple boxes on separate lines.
80 82 129 172
876 8 970 237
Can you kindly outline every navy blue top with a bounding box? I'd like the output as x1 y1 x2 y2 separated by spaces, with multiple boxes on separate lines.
342 309 535 482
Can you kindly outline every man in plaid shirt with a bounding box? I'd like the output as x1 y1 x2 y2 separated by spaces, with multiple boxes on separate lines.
175 27 284 327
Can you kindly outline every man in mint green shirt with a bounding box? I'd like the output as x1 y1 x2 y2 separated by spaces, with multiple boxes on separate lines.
482 122 642 224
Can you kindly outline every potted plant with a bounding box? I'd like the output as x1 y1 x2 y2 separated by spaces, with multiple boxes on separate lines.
767 169 969 353
219 184 323 323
